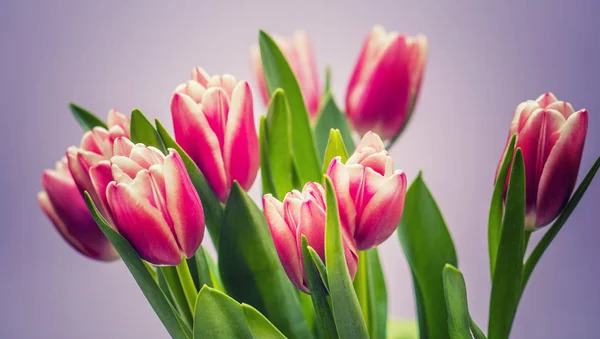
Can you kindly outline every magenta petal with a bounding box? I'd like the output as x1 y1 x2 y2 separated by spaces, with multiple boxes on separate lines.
163 150 205 258
171 93 229 202
223 81 260 193
264 195 305 292
202 87 230 150
534 110 588 229
356 170 407 250
88 161 116 225
326 157 357 235
106 182 181 265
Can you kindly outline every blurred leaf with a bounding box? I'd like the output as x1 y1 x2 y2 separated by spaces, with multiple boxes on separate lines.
367 248 388 339
155 120 223 249
69 102 107 131
323 65 332 96
523 156 600 289
259 116 278 197
323 176 369 339
397 173 457 339
218 182 312 339
259 30 321 185
84 193 191 339
488 135 516 276
242 304 288 339
322 129 349 173
302 237 339 339
314 93 355 160
442 264 473 339
130 109 166 152
488 149 525 339
265 89 296 196
193 286 253 339
387 320 419 339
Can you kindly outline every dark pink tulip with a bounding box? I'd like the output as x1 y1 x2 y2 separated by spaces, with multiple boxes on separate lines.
171 69 259 202
263 182 358 293
327 132 407 250
38 157 118 261
251 31 321 121
92 138 205 266
346 25 427 141
66 109 130 224
497 93 588 230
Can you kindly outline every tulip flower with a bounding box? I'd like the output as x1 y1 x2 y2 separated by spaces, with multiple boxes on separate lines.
263 182 358 293
67 109 130 224
346 25 427 141
89 138 205 266
38 157 118 261
251 31 321 121
171 69 259 202
327 131 407 250
497 93 588 230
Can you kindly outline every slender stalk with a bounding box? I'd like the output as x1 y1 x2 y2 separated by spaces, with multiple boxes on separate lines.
161 266 194 327
176 259 199 313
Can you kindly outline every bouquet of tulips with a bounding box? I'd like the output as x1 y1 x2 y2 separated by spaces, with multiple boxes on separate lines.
38 26 599 339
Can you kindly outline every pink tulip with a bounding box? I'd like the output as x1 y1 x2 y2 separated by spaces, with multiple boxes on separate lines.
251 31 321 121
171 69 259 202
327 132 407 250
263 182 358 293
67 109 130 224
497 93 588 230
346 25 427 141
38 157 118 261
90 138 205 265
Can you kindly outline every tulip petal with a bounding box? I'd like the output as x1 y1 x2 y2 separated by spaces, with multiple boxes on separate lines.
326 157 357 235
291 30 321 117
264 194 305 292
297 200 327 278
129 144 165 169
534 110 588 228
163 150 205 258
88 161 116 224
191 67 210 87
223 81 259 193
202 87 230 151
111 156 145 178
356 170 407 250
171 92 229 202
113 137 135 157
106 182 181 265
107 109 131 136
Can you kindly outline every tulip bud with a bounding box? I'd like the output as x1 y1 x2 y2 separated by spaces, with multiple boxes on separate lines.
346 25 427 141
67 109 130 224
251 31 321 121
95 138 205 265
497 93 588 230
171 70 259 202
263 182 358 293
38 157 118 261
327 132 407 250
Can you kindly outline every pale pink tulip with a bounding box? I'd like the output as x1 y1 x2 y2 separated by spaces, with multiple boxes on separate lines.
346 25 427 141
66 109 130 224
38 157 118 261
263 182 358 293
92 138 205 265
251 31 321 121
327 132 407 250
171 69 259 202
497 93 588 230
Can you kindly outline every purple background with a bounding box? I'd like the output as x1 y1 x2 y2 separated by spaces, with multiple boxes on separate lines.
2 0 599 338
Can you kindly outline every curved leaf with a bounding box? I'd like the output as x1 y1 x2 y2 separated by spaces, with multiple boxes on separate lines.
314 93 355 159
442 264 473 339
130 109 165 152
243 304 288 339
265 89 296 196
322 129 349 173
69 102 107 131
193 286 252 339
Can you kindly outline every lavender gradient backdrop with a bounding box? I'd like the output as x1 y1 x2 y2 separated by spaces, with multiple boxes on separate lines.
2 0 599 338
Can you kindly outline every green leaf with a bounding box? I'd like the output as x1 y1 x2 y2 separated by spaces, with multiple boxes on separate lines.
260 116 278 197
314 93 355 160
160 265 194 328
323 65 332 96
69 102 107 131
488 149 525 339
367 248 388 339
353 251 370 331
218 182 312 339
323 176 369 339
188 246 214 291
259 30 321 185
84 193 191 339
130 109 166 152
265 89 296 196
155 120 223 249
397 173 458 339
387 320 419 339
489 135 516 276
322 129 349 173
442 264 473 339
302 237 339 339
470 316 487 339
203 247 224 292
309 247 329 291
193 286 253 339
522 156 600 289
242 304 288 339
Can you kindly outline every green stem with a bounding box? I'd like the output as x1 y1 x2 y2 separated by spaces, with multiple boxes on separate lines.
523 231 531 254
177 259 199 313
353 251 370 331
161 266 194 327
